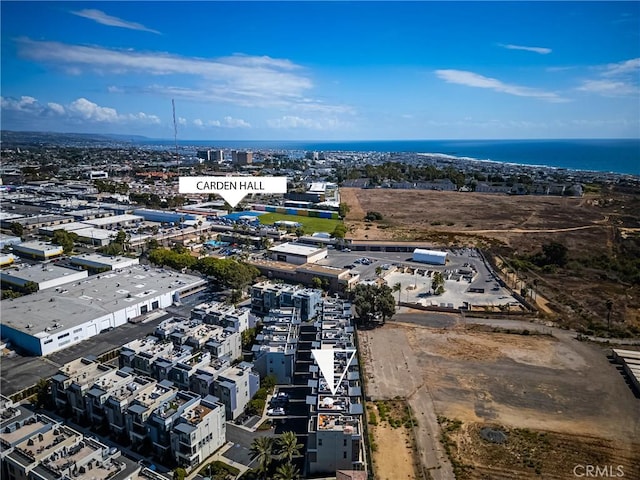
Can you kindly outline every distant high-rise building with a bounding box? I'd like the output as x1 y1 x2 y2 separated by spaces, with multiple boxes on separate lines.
197 150 211 162
211 150 224 163
232 151 253 165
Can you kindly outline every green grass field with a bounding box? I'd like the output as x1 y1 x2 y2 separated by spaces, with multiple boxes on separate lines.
258 212 342 234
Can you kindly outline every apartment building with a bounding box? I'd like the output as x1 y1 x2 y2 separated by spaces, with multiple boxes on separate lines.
252 307 300 384
170 395 226 470
2 421 133 480
104 375 158 437
306 300 367 475
154 318 242 362
250 282 322 321
125 381 178 449
212 362 260 420
50 357 115 422
190 301 253 333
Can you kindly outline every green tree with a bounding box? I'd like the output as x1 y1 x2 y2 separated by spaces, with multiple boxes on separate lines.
338 202 350 218
146 237 160 251
431 272 445 295
250 436 275 480
332 223 348 239
393 282 402 306
273 462 301 480
278 431 303 464
34 378 51 409
351 284 396 323
23 281 39 294
52 230 77 254
172 467 186 480
242 327 258 349
10 222 24 237
311 277 323 290
365 211 383 221
542 241 568 267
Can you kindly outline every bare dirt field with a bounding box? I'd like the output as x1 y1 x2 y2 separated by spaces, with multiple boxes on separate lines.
341 187 640 329
341 188 611 251
368 402 419 480
359 318 640 479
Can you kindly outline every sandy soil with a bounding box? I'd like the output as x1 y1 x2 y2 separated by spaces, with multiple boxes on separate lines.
341 188 610 250
369 404 417 480
359 318 640 478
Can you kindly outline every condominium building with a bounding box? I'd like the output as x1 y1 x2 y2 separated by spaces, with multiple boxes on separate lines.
170 395 226 470
212 362 260 420
250 282 322 321
306 300 366 475
252 307 300 384
191 301 253 333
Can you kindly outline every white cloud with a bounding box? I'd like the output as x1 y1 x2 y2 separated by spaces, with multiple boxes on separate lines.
499 43 552 55
267 115 349 130
435 69 567 102
177 117 187 126
193 118 204 127
69 98 119 122
16 38 352 114
1 95 38 111
601 58 640 77
222 116 251 128
47 102 65 115
1 95 161 125
577 58 640 97
70 9 160 34
577 79 639 96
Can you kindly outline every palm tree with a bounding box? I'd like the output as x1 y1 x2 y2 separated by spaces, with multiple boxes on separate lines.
273 462 300 480
278 431 302 464
606 299 614 330
250 436 274 480
393 282 402 307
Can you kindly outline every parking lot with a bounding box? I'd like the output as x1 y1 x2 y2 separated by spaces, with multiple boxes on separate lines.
318 248 519 309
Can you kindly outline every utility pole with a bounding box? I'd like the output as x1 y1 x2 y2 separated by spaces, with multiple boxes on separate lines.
172 99 179 168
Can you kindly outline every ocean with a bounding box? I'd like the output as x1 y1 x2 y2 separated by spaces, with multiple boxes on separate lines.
141 139 640 176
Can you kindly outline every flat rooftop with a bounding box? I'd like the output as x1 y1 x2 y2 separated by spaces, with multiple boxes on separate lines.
1 264 87 285
1 265 206 335
13 241 63 254
70 253 140 268
269 242 325 256
84 214 143 227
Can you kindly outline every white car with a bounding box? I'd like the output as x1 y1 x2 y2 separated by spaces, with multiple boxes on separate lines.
267 407 285 416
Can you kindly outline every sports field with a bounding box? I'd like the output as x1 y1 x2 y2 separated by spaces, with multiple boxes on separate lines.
258 212 342 234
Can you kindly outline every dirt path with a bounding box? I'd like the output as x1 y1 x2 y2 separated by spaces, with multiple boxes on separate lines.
449 224 605 235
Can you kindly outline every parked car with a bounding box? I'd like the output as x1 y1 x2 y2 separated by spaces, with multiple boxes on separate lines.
267 407 285 416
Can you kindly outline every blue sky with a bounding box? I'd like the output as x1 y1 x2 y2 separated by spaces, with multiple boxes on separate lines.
1 1 639 140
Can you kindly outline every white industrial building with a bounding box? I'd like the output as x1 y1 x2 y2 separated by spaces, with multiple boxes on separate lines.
412 248 448 265
0 265 206 356
70 253 140 271
84 214 143 229
0 264 88 291
12 241 64 260
269 242 328 265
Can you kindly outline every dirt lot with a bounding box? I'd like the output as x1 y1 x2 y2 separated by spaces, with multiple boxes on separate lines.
341 187 612 250
341 187 640 329
368 401 419 480
359 318 640 479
